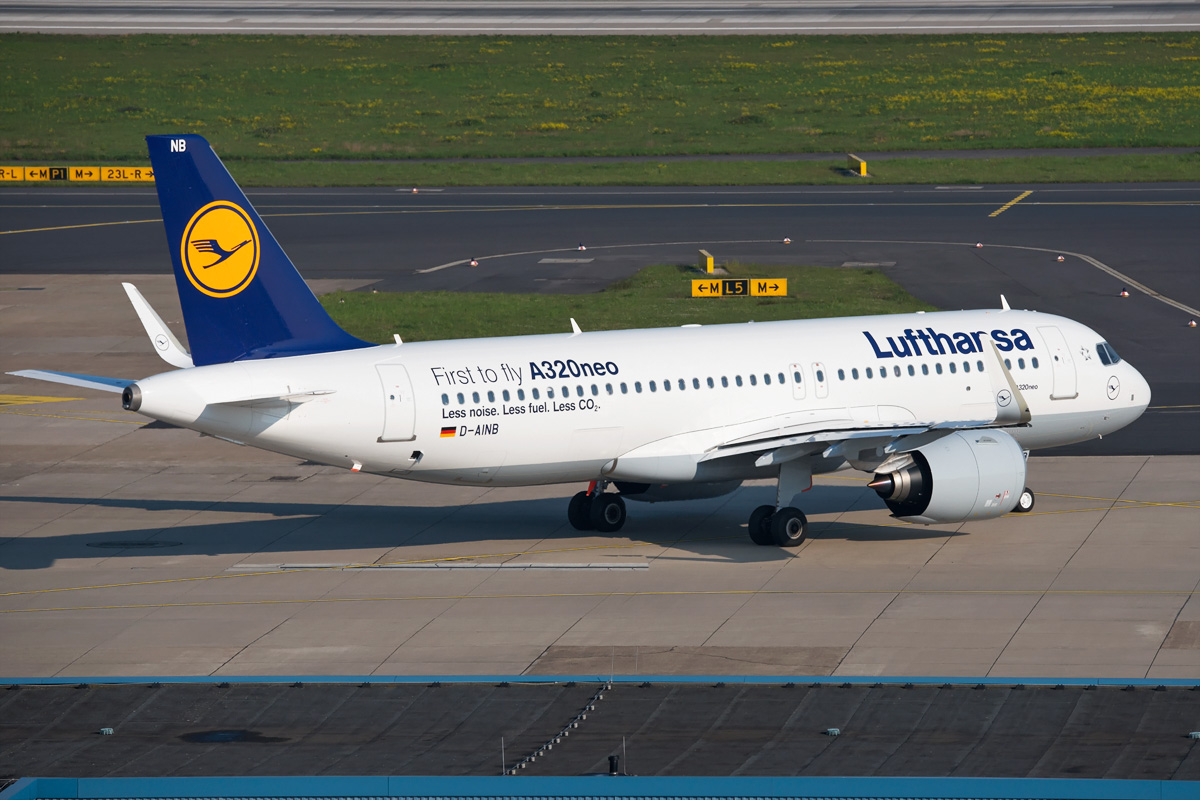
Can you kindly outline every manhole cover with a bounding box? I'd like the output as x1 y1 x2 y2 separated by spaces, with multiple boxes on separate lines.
181 729 287 744
87 540 181 549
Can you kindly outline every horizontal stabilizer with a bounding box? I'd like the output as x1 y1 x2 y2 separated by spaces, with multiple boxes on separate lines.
7 370 134 394
122 282 193 368
206 388 336 407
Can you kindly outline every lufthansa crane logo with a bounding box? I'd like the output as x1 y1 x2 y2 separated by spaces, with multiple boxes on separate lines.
180 201 260 298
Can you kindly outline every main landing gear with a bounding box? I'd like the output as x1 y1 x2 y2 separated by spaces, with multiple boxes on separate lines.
747 459 811 548
567 481 627 533
748 505 808 547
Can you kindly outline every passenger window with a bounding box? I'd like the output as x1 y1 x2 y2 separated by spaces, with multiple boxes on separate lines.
591 385 599 396
735 375 744 387
620 382 627 394
721 376 729 388
935 363 943 375
472 391 481 402
693 378 700 389
576 385 584 397
866 367 873 379
852 368 859 380
763 373 771 386
605 383 613 395
977 360 984 372
441 393 449 405
532 388 540 400
649 380 657 392
486 390 495 402
778 372 785 384
457 392 465 404
663 379 671 392
906 365 914 376
749 374 757 386
1018 358 1025 369
816 369 825 382
837 369 844 381
562 385 570 398
949 363 957 374
795 370 804 383
518 389 526 401
706 377 714 388
879 367 886 379
678 378 686 390
502 390 510 402
921 364 929 375
962 362 970 373
1004 358 1011 369
1032 357 1040 368
548 388 555 399
635 381 642 393
895 366 902 377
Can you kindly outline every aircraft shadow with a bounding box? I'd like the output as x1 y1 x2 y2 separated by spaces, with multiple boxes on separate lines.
0 484 959 570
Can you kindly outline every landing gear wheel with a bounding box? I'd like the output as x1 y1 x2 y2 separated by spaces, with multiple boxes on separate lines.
1015 487 1035 513
748 505 775 546
568 491 594 530
589 493 627 533
770 507 808 547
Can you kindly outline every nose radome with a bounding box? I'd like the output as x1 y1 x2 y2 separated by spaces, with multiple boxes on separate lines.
1129 366 1152 410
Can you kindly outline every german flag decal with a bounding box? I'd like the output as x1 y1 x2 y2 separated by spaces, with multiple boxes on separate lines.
440 426 456 438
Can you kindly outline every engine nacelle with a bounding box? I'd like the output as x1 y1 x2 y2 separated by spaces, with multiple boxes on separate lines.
615 480 742 504
869 430 1025 524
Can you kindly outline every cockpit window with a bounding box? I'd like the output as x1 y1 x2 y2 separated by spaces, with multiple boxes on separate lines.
1097 342 1122 366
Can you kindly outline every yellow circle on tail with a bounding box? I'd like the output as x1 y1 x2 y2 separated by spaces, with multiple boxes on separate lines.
180 201 260 298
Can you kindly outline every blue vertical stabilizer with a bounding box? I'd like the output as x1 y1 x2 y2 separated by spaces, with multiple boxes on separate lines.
146 134 371 366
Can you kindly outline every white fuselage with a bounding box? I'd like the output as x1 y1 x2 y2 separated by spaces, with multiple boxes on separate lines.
131 309 1151 487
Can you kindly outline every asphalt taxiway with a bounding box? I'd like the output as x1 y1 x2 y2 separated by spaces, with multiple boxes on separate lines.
6 681 1200 779
3 182 1196 456
5 0 1200 36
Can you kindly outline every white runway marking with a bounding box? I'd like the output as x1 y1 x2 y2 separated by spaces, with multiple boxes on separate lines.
815 238 1200 317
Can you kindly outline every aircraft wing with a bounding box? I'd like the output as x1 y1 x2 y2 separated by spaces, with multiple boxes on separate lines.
607 336 1032 482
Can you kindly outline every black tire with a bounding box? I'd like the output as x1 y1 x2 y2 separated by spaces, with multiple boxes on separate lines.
770 507 808 547
568 491 594 530
1015 487 1035 513
748 505 775 546
589 493 627 533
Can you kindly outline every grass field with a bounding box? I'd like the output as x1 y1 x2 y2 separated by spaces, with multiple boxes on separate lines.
223 151 1200 186
321 263 937 344
3 33 1199 165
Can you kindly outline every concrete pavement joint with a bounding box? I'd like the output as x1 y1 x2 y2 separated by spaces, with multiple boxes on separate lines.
11 586 1200 617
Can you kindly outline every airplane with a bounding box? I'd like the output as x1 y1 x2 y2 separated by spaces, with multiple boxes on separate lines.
9 135 1152 546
